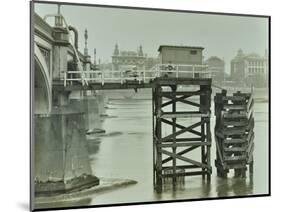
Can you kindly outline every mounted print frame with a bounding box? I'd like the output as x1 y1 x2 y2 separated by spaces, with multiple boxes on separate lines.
30 0 270 211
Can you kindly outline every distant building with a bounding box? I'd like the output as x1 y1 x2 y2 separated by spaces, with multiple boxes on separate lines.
112 44 146 71
205 56 225 84
144 57 159 70
231 49 268 87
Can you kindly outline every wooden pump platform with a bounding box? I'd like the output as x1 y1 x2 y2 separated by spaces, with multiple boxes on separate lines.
152 78 212 192
214 90 254 178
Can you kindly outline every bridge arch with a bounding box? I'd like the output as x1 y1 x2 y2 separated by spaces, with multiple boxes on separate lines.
34 44 52 114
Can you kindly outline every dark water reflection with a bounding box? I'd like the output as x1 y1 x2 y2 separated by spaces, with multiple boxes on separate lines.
87 98 268 205
215 176 253 197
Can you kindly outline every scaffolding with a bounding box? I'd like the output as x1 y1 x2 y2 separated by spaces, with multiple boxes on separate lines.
152 78 212 192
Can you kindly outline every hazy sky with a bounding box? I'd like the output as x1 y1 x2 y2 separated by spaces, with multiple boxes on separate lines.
34 3 268 73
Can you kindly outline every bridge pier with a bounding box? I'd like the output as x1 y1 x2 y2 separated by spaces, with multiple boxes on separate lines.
34 107 99 196
34 89 100 196
69 91 105 134
85 96 104 134
96 92 107 116
152 78 212 192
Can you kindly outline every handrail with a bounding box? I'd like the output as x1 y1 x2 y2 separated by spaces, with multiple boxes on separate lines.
62 63 220 86
65 69 218 74
159 63 208 68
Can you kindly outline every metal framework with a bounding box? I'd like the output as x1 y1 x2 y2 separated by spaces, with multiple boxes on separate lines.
152 78 212 192
214 90 254 178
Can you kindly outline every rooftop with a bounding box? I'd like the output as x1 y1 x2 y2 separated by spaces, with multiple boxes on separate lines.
206 56 224 62
112 50 145 57
158 45 204 52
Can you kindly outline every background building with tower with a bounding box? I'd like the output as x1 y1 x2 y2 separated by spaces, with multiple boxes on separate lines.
230 49 268 87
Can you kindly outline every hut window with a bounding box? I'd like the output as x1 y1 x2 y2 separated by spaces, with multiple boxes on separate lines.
190 50 197 55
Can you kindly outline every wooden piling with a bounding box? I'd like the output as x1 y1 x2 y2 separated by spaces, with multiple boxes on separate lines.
214 90 255 178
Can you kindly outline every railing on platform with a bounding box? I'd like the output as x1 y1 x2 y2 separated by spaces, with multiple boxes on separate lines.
62 64 219 87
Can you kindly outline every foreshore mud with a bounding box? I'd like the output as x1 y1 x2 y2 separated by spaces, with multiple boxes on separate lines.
35 178 138 209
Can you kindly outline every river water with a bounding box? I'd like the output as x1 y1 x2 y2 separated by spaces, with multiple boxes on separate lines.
87 92 269 206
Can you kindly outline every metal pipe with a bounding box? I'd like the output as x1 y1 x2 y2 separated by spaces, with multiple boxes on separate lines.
68 25 78 50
